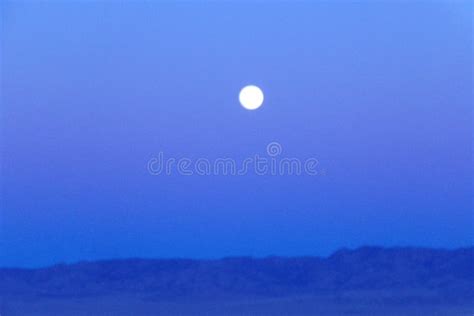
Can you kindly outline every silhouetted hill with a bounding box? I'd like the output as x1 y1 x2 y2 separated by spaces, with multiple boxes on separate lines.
1 247 473 315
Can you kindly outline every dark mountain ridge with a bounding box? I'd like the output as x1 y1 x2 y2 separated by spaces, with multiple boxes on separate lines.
2 246 473 302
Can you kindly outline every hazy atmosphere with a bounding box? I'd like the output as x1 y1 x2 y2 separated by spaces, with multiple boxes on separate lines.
2 1 472 268
1 1 473 315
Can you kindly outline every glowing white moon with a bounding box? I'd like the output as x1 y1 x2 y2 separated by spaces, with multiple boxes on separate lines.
239 85 264 110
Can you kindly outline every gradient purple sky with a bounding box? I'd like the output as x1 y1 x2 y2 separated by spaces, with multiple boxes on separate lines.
1 1 472 267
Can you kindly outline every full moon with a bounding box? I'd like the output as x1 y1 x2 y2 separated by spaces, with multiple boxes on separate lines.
239 85 264 110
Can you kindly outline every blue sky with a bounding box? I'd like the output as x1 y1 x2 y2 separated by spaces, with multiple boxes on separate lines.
1 1 472 267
